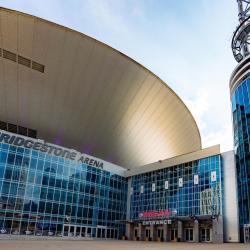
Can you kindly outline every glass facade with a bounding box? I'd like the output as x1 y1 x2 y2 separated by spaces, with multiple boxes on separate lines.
130 155 222 221
232 77 250 239
0 141 127 238
0 129 227 242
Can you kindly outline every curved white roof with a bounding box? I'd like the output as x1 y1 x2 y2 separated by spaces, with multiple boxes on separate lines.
0 7 201 168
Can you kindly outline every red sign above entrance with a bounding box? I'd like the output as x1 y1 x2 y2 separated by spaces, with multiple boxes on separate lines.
139 210 176 219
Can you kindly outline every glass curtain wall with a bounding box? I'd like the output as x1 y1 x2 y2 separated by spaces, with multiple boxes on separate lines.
0 142 127 237
130 156 222 220
232 78 250 241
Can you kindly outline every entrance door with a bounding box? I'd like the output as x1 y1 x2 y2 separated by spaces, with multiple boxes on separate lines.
81 227 86 237
63 225 69 236
157 228 163 241
185 228 193 241
86 227 91 237
69 226 75 237
97 228 101 238
171 229 178 241
200 228 211 242
134 228 138 240
96 228 106 238
63 225 75 237
244 226 250 243
101 228 106 238
76 227 81 237
145 228 150 239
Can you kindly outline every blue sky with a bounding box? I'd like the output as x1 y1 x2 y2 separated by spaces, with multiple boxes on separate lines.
0 0 238 152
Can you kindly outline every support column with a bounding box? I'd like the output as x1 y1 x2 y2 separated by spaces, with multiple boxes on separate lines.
212 216 223 243
194 220 199 243
166 224 171 241
163 224 168 241
177 221 183 242
126 223 134 240
150 225 156 241
138 223 145 241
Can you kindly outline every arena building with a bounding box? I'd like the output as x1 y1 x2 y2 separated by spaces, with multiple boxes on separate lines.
0 7 239 243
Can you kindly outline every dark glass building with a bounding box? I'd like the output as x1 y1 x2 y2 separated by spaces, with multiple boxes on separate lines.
231 76 250 242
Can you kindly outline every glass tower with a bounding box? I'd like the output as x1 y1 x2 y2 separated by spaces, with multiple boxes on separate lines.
231 77 250 240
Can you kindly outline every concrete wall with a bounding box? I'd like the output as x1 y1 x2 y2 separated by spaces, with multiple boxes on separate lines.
221 151 239 242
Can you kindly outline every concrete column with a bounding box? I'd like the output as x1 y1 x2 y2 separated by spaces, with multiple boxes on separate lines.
150 225 156 241
212 216 223 243
163 224 168 241
126 223 134 240
138 223 145 241
193 220 199 242
177 221 183 242
166 225 171 241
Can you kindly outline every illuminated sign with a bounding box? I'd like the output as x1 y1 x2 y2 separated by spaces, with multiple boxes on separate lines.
138 210 176 219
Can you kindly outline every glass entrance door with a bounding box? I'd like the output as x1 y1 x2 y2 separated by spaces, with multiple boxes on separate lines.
145 228 150 240
63 225 69 236
171 229 177 241
97 228 106 238
76 227 81 237
185 228 193 241
244 226 250 243
69 226 75 237
101 228 106 238
97 228 102 238
157 228 163 241
63 225 87 237
200 228 211 242
134 228 138 240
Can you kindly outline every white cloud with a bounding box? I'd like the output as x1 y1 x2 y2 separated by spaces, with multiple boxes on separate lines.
203 124 233 152
184 87 233 153
184 89 211 132
83 0 129 33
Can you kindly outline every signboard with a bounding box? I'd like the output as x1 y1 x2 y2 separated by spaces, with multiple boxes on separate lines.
139 210 174 219
178 178 183 187
140 185 144 194
194 175 199 185
164 180 169 190
211 171 216 182
152 183 156 192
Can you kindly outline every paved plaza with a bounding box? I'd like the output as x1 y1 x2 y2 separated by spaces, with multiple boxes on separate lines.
0 240 249 250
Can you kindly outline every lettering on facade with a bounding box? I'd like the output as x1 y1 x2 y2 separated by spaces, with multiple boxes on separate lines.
142 220 172 225
0 131 104 169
